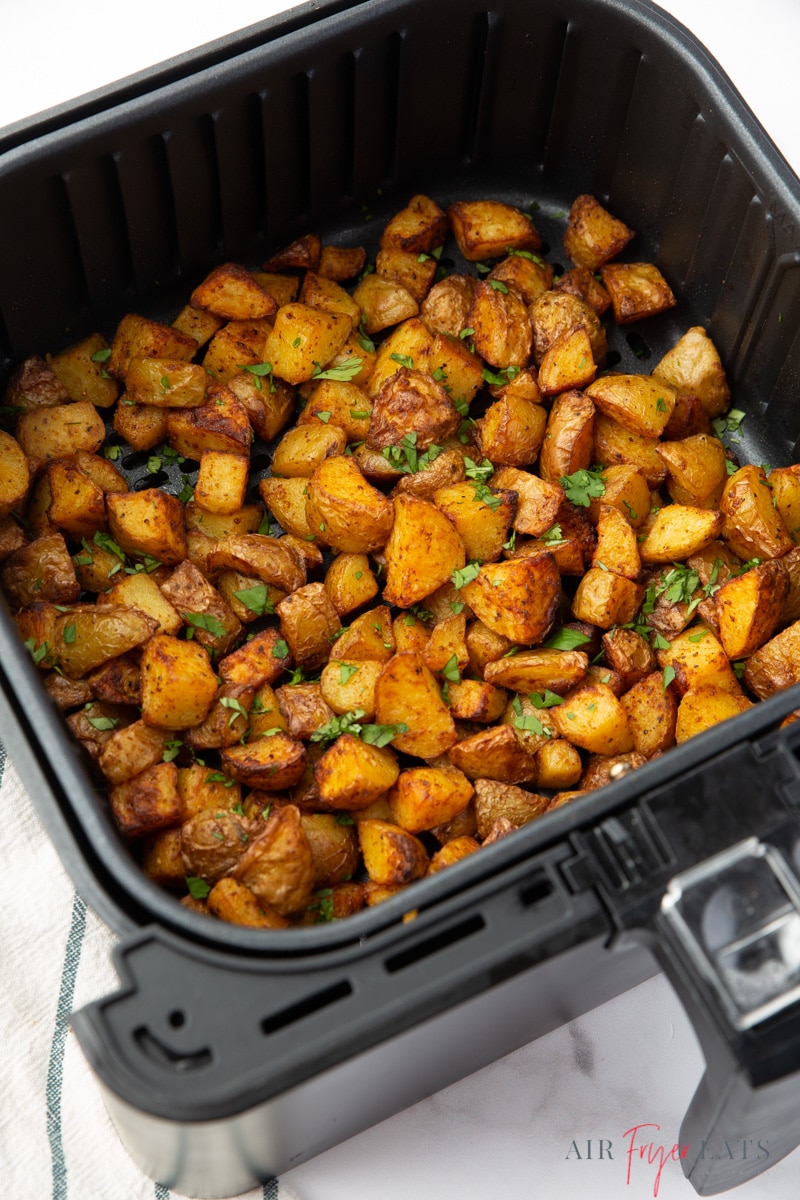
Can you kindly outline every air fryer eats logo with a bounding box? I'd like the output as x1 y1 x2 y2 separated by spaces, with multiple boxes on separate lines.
565 1124 769 1197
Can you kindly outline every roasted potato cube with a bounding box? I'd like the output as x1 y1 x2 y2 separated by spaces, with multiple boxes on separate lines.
675 685 752 743
593 504 641 579
551 682 634 755
108 313 196 381
0 432 30 520
319 244 367 282
314 733 400 809
601 627 655 689
208 534 306 593
571 566 643 629
375 246 437 305
462 553 561 644
125 358 208 409
768 466 800 542
55 603 158 679
553 264 612 315
488 252 553 305
206 877 291 928
262 303 352 385
476 396 547 468
449 725 539 784
530 290 607 367
109 762 182 839
324 552 379 615
319 658 383 718
202 319 274 384
427 331 484 411
263 233 321 272
365 317 433 396
231 805 315 915
620 671 678 757
420 274 476 337
301 271 362 324
258 476 317 541
141 828 185 889
374 652 457 760
652 326 730 419
6 355 68 410
433 481 515 563
537 327 596 396
743 620 800 699
380 194 447 254
113 401 169 451
271 422 348 478
46 460 106 539
538 390 595 484
428 836 481 873
491 467 562 536
165 383 252 459
472 777 548 837
222 731 307 791
306 455 394 554
16 401 106 472
106 488 187 567
721 464 793 560
387 763 473 833
296 379 372 442
483 647 588 694
445 678 507 723
657 626 740 695
600 262 676 324
467 279 533 370
656 433 728 505
46 333 119 409
358 819 429 885
193 451 249 516
353 274 419 336
181 809 256 883
171 304 225 348
383 494 466 609
714 559 789 660
139 633 218 729
563 194 634 269
366 368 458 453
587 464 652 529
276 582 341 671
329 606 395 663
448 199 541 261
190 262 277 321
592 413 668 488
535 739 583 790
585 374 677 439
96 718 175 786
639 505 724 564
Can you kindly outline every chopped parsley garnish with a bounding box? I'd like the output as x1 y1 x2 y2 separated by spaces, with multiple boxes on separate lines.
452 561 482 589
530 690 564 708
339 663 360 685
311 357 363 382
381 431 443 475
185 876 211 900
184 611 227 638
481 364 520 388
241 361 276 392
272 639 290 660
309 709 408 747
233 585 275 617
545 627 591 651
560 466 606 507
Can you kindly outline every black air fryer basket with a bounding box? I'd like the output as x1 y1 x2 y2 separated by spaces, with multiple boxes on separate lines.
3 0 800 1195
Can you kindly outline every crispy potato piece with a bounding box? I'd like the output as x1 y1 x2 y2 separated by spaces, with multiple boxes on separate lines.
620 671 678 757
141 828 185 889
263 233 321 272
217 627 288 688
743 621 800 699
172 304 225 348
208 534 306 593
445 678 507 723
537 327 596 396
319 244 367 282
448 200 541 261
581 752 648 790
175 763 242 820
593 504 640 579
166 382 252 459
652 326 730 419
274 682 332 741
55 603 157 679
477 398 548 470
488 253 553 306
422 611 468 676
329 606 395 663
553 265 612 315
106 488 187 567
0 515 26 561
16 401 106 472
393 448 468 501
472 778 548 837
366 368 458 452
374 652 456 760
535 739 583 790
675 685 752 743
125 357 208 408
296 379 372 442
483 647 588 694
262 303 352 385
449 725 539 784
375 247 437 305
193 451 249 516
109 313 196 381
420 274 476 337
222 732 306 791
563 194 634 269
715 559 789 660
433 481 514 563
428 836 481 873
314 733 400 809
112 401 169 451
600 262 676 323
354 274 419 336
588 464 651 529
638 505 723 563
467 279 532 370
601 627 655 689
300 812 360 887
5 356 68 410
462 553 561 644
768 466 800 542
571 567 643 629
366 318 433 396
301 271 362 324
140 633 218 728
1 532 80 608
202 320 274 384
0 431 30 518
538 390 595 484
180 809 255 882
319 658 383 718
306 455 395 554
191 262 277 321
380 194 447 254
206 878 291 929
657 434 727 504
387 763 473 833
88 653 142 706
721 464 793 560
271 422 348 478
276 582 341 671
491 467 562 537
551 682 634 754
257 476 315 542
358 818 429 884
97 720 171 786
109 762 182 839
657 627 740 695
427 331 484 411
324 552 379 615
585 374 677 438
383 494 466 608
231 805 315 915
592 413 667 488
530 290 607 367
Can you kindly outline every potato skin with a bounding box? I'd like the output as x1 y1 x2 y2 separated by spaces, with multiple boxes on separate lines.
306 456 395 554
231 804 316 915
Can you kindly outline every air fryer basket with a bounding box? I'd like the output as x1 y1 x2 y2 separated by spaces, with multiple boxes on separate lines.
3 0 800 1195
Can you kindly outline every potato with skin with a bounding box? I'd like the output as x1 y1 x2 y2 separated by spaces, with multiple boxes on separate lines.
55 604 158 679
656 434 727 504
657 627 741 696
639 505 723 563
0 431 30 519
472 778 549 838
270 422 348 478
366 318 433 396
109 313 197 380
306 456 394 554
721 464 793 561
551 682 635 755
447 199 541 261
314 733 400 809
428 837 481 874
537 327 596 395
467 279 532 370
16 401 106 472
530 290 607 367
324 552 379 615
1 532 80 608
375 247 437 304
375 652 457 760
433 481 515 562
491 467 562 535
107 488 187 566
166 383 252 459
231 804 315 915
743 620 800 700
600 262 676 324
358 819 429 885
329 606 395 663
109 762 182 839
276 582 341 671
714 559 789 660
206 878 291 928
49 335 121 408
382 494 466 608
159 559 242 656
300 812 360 887
420 274 476 337
538 390 595 484
484 647 588 694
320 658 383 718
445 678 508 723
535 739 583 790
652 326 730 419
208 534 306 593
571 567 643 629
381 194 447 254
181 810 255 883
586 374 677 439
141 633 218 729
449 724 539 784
388 763 474 833
675 685 753 743
476 395 548 468
354 274 419 335
592 413 668 488
366 367 458 452
563 195 635 269
97 720 172 787
593 504 640 579
262 303 352 385
222 732 307 791
620 670 678 757
462 553 561 645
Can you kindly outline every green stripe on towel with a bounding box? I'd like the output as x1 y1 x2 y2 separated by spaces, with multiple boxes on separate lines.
263 1179 279 1200
155 1185 170 1198
0 734 6 788
47 891 87 1200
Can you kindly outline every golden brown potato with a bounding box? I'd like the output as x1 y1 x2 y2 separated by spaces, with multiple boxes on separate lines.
0 431 30 519
276 582 341 671
374 652 457 760
743 621 800 700
585 374 677 439
181 809 255 883
550 682 635 755
382 494 466 609
593 504 640 579
600 262 676 324
388 763 473 833
467 279 533 370
109 762 182 839
563 194 634 269
231 805 315 915
208 533 306 593
107 488 187 566
1 532 80 608
476 395 548 468
358 819 429 885
638 505 723 563
571 567 643 629
366 367 458 451
206 878 291 929
535 739 583 790
488 253 553 306
530 290 607 367
449 725 539 784
461 553 561 644
483 647 588 694
166 382 252 459
420 274 476 337
553 265 612 315
262 303 352 385
16 401 106 472
375 247 437 305
592 413 668 488
314 732 400 809
381 194 447 254
140 633 219 728
721 465 793 561
263 232 321 271
433 481 515 563
537 327 596 396
675 685 752 743
652 326 730 419
354 274 419 335
656 434 727 505
714 559 789 660
271 422 348 477
620 671 678 757
447 199 541 261
538 390 595 483
306 455 395 554
472 778 548 837
125 357 208 408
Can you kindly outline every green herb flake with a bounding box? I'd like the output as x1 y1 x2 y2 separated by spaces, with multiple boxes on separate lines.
663 665 677 691
311 357 363 383
233 584 275 617
545 627 591 651
315 411 332 424
442 654 461 684
62 622 77 644
339 663 359 685
530 690 564 709
162 740 183 763
184 611 226 638
560 466 606 507
186 876 212 900
452 561 482 589
489 279 509 293
272 639 290 660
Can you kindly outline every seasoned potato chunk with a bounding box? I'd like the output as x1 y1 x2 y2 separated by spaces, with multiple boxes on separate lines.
563 194 634 269
447 200 541 261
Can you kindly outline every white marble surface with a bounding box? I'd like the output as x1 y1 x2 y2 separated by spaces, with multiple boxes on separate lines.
3 2 800 1198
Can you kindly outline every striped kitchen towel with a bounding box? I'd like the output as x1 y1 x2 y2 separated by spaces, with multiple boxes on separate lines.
0 740 301 1200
